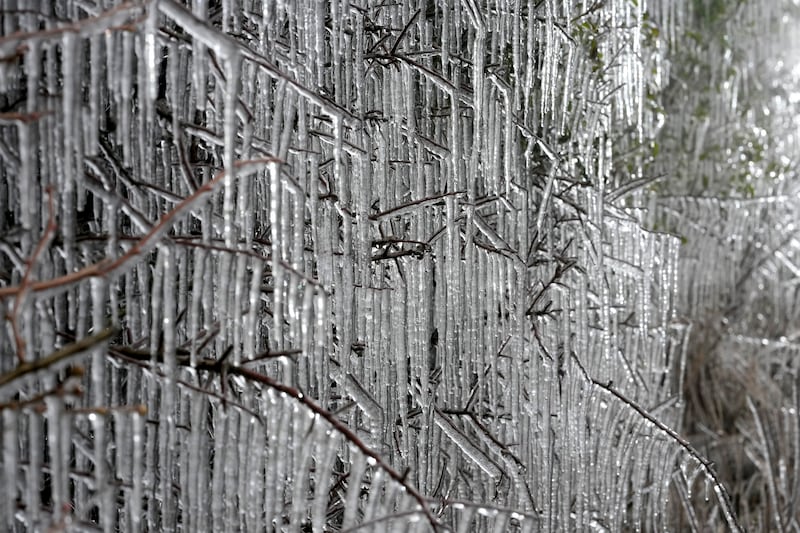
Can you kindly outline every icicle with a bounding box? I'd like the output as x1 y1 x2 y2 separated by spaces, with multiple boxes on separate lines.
2 410 17 529
341 452 367 530
223 53 242 246
45 394 67 524
264 397 291 529
210 406 228 532
362 469 386 521
119 31 134 165
232 254 248 365
560 44 575 136
243 260 263 364
288 415 316 530
158 245 179 529
89 277 114 530
298 283 314 391
311 431 337 530
130 406 145 532
269 161 285 352
186 394 207 531
86 35 101 154
189 246 206 368
20 41 39 250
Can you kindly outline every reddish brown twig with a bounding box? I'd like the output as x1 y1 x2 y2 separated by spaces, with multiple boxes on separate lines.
0 327 115 392
0 1 145 60
10 185 57 363
0 158 280 302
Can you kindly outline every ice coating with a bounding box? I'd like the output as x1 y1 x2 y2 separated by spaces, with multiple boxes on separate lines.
0 0 798 531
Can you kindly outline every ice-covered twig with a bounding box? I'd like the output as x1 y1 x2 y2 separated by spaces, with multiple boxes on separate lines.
570 352 744 533
10 186 57 363
0 158 280 301
0 327 115 395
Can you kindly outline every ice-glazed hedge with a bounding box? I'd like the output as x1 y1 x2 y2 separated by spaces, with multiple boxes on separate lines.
1 0 797 531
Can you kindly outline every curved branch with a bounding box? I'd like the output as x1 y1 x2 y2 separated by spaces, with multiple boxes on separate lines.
570 352 743 533
228 364 444 532
0 158 280 301
0 327 115 394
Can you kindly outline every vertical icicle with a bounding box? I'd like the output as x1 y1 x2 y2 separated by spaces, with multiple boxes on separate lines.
187 394 208 531
119 31 134 165
311 431 337 530
91 277 112 532
45 393 67 524
87 34 101 154
244 260 263 363
289 414 316 530
264 391 289 529
299 283 314 391
2 410 17 529
19 53 37 254
232 254 248 365
269 162 284 352
191 0 209 115
341 452 367 530
223 53 242 246
159 244 178 530
211 405 228 532
130 406 145 532
22 392 40 525
189 245 206 368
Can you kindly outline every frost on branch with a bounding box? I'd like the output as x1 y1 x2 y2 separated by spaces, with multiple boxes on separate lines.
1 0 795 531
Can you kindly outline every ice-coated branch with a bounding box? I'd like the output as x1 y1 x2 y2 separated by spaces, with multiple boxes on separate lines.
0 158 280 301
0 328 115 395
570 352 744 533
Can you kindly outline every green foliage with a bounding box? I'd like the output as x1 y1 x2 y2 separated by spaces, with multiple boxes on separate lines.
641 11 661 48
692 0 741 29
572 19 605 74
647 0 793 198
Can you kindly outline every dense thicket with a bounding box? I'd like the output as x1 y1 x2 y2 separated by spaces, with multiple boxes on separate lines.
0 0 798 531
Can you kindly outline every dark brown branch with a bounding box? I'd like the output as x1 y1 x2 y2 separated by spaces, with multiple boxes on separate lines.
11 186 57 363
0 367 84 412
228 365 443 531
389 9 420 56
0 327 116 391
569 352 744 533
101 339 442 530
370 191 465 221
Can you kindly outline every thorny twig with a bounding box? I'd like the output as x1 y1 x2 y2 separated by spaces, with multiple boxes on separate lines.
157 0 359 126
370 191 465 221
389 9 420 56
570 0 607 24
526 238 577 318
0 1 144 59
67 331 265 422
